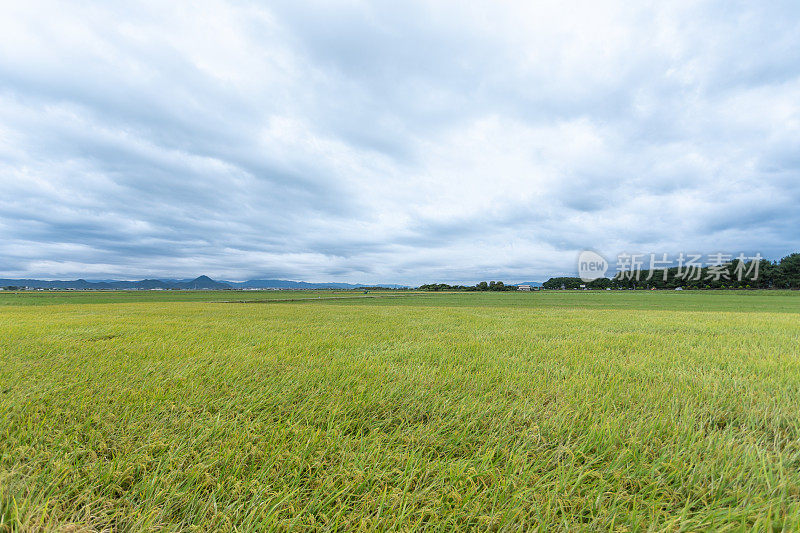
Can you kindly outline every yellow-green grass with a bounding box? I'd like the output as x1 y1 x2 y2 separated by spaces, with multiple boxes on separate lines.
1 291 799 530
0 290 370 306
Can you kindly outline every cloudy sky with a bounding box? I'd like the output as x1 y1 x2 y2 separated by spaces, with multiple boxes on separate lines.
1 1 799 284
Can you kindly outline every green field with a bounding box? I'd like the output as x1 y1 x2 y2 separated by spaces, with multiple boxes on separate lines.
2 290 799 531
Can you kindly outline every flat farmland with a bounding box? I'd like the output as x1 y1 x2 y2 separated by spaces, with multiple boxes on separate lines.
1 291 799 531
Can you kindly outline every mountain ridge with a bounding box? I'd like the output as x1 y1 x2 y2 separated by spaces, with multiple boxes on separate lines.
0 276 409 290
0 276 541 290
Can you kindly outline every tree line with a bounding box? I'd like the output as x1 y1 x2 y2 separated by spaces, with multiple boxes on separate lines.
543 253 800 290
415 253 800 291
417 281 518 291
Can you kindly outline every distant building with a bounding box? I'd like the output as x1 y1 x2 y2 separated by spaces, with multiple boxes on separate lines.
517 285 532 291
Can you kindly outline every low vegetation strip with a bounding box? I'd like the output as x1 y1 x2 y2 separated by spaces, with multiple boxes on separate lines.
1 291 799 530
219 293 429 304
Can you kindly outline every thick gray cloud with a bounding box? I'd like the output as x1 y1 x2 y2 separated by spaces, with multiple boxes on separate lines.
1 0 799 283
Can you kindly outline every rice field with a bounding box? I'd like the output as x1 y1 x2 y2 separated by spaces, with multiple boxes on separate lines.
1 290 799 531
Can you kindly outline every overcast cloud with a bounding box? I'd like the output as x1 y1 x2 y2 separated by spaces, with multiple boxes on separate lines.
1 0 799 283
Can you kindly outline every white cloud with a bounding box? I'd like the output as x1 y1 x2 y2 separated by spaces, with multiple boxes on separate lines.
0 0 799 283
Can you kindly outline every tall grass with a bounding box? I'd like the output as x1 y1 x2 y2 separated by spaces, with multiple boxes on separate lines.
1 292 799 530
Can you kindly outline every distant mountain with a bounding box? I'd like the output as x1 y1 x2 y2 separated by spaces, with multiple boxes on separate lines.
176 275 230 290
0 276 408 290
0 276 226 290
227 279 362 289
514 281 544 287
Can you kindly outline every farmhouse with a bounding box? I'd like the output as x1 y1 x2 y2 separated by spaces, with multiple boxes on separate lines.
517 285 531 291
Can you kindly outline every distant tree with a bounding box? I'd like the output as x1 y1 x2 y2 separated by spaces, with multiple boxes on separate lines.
542 277 583 290
777 253 800 288
588 277 612 289
757 259 778 289
489 281 506 291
